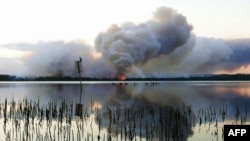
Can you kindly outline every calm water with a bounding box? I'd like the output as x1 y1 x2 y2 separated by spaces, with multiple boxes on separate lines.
0 81 250 141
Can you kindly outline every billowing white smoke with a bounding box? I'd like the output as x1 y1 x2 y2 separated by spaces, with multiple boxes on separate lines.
95 7 192 75
141 37 234 76
21 41 115 77
2 6 250 78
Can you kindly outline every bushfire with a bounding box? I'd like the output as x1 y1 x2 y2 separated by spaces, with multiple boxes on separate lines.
117 73 126 81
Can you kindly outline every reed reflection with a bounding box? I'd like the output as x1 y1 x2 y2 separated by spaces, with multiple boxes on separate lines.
94 85 195 141
0 82 250 141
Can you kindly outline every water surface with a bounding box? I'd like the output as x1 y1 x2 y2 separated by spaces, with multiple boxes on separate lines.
0 81 250 141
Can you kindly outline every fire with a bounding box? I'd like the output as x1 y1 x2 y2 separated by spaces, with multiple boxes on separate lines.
117 73 126 81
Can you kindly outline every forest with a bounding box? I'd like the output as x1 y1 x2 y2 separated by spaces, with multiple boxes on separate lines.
1 74 250 81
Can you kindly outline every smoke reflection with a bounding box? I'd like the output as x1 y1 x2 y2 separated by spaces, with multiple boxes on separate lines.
1 82 250 140
95 85 194 141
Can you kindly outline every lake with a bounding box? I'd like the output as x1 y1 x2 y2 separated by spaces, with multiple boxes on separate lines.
0 81 250 141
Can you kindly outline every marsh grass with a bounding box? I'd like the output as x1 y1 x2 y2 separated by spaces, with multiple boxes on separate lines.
0 96 249 141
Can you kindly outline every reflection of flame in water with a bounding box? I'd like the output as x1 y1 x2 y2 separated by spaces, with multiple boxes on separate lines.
91 101 103 109
117 73 126 81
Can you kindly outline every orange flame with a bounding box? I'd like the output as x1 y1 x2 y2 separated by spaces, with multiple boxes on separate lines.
117 73 126 81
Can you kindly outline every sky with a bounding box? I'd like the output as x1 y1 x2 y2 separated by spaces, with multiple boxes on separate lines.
0 0 250 77
0 0 249 45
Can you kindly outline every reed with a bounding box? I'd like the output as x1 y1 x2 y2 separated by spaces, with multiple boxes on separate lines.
0 94 248 141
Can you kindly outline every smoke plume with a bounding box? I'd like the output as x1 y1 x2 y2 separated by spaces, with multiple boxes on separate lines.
8 41 115 77
1 6 250 78
95 7 192 75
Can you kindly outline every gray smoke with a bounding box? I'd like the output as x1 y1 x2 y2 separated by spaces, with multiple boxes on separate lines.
11 41 115 77
225 39 250 71
1 6 250 78
95 7 192 75
142 37 250 76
